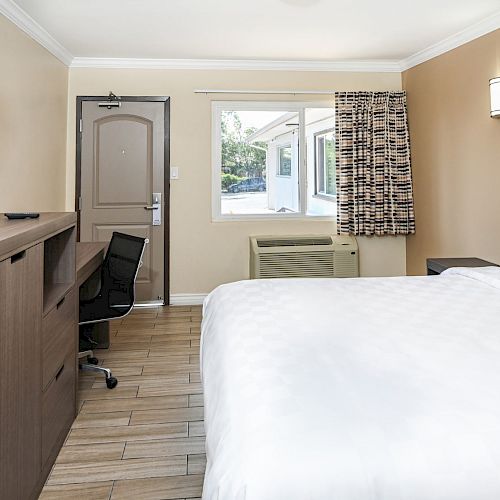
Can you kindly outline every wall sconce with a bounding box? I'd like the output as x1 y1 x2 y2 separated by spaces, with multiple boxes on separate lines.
490 77 500 118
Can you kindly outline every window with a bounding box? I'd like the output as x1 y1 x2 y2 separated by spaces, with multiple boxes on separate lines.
278 145 292 177
315 130 336 198
212 102 336 219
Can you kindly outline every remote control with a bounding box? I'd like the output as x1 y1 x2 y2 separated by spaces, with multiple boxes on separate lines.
4 213 40 220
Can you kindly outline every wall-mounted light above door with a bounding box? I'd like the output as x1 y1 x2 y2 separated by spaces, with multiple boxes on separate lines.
490 78 500 118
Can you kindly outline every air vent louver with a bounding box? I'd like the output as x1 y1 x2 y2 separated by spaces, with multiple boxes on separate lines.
259 252 334 278
257 237 332 248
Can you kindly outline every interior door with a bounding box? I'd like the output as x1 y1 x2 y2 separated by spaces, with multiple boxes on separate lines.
80 99 167 303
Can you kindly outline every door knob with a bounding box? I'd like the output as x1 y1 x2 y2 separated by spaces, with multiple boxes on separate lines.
144 206 155 210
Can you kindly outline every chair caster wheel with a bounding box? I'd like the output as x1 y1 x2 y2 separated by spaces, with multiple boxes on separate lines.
87 357 99 365
106 377 118 389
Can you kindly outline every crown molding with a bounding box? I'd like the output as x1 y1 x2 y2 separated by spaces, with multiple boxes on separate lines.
70 57 402 72
0 0 73 65
400 10 500 71
1 0 499 73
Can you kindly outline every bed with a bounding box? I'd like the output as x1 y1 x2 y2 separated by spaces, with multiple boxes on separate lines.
200 267 500 500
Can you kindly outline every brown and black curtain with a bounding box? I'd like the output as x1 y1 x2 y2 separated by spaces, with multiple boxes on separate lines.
335 91 415 236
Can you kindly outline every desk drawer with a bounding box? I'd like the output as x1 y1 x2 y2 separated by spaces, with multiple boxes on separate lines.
41 350 75 467
42 287 77 388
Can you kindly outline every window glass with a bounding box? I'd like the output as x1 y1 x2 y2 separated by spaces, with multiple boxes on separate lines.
278 145 292 176
213 104 335 218
218 109 299 216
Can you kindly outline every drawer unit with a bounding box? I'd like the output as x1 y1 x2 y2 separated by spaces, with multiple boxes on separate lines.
41 349 76 467
42 287 77 389
0 212 77 500
0 244 43 500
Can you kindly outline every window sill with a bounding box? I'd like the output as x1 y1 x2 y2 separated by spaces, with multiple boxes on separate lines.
312 193 336 203
212 213 337 223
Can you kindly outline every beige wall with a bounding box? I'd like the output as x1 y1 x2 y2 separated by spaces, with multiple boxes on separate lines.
403 30 500 275
0 15 68 212
67 68 406 294
4 9 499 293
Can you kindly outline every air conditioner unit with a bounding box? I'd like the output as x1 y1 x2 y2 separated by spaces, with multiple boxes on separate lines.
249 235 359 279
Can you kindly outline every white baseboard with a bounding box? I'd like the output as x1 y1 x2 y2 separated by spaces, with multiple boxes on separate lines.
169 293 208 306
134 301 164 308
132 295 207 307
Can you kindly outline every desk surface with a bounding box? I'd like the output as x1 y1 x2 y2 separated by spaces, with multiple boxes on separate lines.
76 242 106 286
0 212 76 261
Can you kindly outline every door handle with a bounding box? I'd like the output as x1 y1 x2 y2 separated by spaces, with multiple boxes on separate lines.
145 193 162 225
10 250 26 264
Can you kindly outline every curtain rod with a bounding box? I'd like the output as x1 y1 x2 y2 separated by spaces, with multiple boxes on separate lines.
193 89 336 95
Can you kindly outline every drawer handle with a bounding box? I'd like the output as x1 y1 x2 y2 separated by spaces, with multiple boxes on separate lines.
10 250 26 263
56 296 66 309
55 364 65 380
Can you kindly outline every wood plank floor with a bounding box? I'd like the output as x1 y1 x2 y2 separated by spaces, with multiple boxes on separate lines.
39 306 205 500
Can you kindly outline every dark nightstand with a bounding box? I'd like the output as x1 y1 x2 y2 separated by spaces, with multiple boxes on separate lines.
426 257 498 275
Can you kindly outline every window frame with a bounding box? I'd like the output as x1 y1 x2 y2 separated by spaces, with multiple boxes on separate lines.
212 100 335 221
313 128 336 202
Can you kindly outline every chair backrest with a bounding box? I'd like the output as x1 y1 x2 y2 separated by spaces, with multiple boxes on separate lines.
100 232 147 310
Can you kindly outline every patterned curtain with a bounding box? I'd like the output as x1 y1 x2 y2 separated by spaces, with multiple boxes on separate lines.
335 91 416 236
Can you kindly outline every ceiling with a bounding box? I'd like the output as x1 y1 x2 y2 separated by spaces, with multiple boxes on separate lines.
5 0 500 66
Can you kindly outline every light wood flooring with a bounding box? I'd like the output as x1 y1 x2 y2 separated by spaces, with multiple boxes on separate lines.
39 305 205 500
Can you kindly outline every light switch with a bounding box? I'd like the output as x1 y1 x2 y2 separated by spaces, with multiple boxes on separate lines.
171 167 179 180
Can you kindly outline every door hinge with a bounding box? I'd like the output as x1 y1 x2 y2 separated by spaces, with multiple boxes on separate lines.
79 119 83 133
78 196 82 211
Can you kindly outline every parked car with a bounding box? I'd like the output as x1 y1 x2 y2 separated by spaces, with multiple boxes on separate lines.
227 177 266 193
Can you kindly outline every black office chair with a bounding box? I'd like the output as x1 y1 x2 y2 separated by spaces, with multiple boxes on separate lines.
79 232 148 389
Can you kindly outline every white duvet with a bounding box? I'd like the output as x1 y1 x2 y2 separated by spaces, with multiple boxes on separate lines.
200 268 500 500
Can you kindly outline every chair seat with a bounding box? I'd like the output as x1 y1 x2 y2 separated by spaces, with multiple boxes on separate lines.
79 294 130 324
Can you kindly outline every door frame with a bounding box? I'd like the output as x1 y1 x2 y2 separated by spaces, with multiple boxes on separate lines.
75 95 171 305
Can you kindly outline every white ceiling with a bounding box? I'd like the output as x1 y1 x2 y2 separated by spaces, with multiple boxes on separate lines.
8 0 500 63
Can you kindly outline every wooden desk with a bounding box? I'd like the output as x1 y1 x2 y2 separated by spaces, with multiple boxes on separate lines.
76 241 110 348
0 212 77 500
76 241 106 286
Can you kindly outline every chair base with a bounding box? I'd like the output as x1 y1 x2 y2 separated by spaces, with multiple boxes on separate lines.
78 351 118 389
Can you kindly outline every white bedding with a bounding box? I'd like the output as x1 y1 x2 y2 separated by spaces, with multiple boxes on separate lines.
200 267 500 500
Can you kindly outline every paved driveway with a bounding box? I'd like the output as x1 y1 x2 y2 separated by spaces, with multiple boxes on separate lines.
221 192 274 214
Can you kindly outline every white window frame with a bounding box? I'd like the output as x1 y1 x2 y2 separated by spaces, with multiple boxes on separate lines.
314 128 336 201
212 100 335 221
